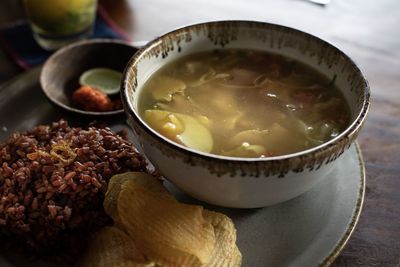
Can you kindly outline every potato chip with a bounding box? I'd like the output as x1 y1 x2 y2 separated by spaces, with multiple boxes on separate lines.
203 210 242 267
103 173 132 224
82 172 242 267
229 246 243 267
76 226 154 267
104 172 172 223
113 172 216 267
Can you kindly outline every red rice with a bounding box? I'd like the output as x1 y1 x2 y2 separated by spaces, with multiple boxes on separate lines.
0 119 147 251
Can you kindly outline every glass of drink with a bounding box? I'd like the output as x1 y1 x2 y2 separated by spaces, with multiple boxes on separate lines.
23 0 98 50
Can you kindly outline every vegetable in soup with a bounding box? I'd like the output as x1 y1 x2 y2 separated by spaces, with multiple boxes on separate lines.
139 49 350 158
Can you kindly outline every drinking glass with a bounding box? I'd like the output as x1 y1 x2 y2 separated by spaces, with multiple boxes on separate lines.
23 0 98 50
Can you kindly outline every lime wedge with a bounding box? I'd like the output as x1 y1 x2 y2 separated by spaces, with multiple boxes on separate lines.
79 68 123 95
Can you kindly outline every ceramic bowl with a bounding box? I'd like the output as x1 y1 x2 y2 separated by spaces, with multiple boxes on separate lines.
122 21 370 208
40 39 138 116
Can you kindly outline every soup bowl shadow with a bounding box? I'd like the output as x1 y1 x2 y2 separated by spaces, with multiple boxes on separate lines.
122 21 370 208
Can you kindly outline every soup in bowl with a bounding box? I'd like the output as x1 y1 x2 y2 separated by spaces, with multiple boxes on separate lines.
122 21 370 208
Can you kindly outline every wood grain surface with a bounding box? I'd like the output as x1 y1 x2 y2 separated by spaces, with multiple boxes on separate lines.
0 0 399 266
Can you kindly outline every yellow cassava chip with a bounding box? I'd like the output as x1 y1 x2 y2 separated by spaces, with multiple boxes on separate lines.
203 210 242 267
104 172 174 226
112 172 216 267
94 172 242 267
103 173 132 225
76 226 154 267
229 246 243 267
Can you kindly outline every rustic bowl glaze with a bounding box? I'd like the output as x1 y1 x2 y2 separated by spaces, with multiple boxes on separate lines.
40 39 138 116
122 21 370 208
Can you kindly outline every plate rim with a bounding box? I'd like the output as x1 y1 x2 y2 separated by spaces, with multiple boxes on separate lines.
319 142 365 266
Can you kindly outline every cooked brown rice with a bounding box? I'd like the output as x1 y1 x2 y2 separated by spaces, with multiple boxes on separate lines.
0 119 147 251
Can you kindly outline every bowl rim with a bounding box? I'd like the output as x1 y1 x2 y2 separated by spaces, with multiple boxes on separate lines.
122 20 370 163
40 38 138 116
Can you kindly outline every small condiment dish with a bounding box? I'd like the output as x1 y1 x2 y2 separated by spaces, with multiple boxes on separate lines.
40 39 138 116
122 21 370 208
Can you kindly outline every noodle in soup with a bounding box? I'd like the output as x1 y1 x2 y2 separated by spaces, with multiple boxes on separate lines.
139 49 350 158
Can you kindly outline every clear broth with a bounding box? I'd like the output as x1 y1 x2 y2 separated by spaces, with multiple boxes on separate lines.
139 49 350 158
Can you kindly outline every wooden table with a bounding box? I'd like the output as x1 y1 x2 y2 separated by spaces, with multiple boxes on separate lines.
1 0 399 266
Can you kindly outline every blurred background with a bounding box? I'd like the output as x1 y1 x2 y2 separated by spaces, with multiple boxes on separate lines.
0 0 399 266
0 0 399 98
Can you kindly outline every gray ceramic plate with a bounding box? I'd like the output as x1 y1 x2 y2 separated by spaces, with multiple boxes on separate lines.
0 67 365 267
